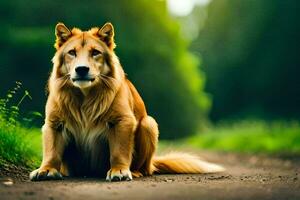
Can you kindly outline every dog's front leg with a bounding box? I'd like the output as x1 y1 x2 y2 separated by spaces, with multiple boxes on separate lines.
30 123 65 181
106 115 137 181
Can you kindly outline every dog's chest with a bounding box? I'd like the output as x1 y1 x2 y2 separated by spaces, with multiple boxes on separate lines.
62 119 110 177
63 117 109 151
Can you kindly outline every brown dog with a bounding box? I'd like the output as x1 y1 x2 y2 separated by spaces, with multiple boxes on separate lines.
30 22 224 181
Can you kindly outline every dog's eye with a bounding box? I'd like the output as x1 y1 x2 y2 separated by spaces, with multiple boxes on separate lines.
68 49 76 56
91 49 101 57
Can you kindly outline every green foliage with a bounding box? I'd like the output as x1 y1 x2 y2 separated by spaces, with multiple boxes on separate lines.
193 0 300 121
186 120 300 154
0 0 210 139
0 83 41 169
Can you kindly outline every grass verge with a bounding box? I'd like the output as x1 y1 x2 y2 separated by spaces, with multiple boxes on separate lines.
0 82 42 170
183 120 300 155
0 126 41 169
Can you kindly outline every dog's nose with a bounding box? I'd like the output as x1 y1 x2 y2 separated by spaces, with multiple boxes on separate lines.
75 66 89 77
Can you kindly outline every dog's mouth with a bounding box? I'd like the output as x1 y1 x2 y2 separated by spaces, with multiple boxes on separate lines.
71 76 96 89
71 77 95 82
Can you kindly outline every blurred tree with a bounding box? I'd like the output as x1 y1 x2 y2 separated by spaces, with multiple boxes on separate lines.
0 0 209 139
192 0 300 121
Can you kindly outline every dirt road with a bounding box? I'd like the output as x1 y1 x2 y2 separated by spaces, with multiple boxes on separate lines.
1 151 299 200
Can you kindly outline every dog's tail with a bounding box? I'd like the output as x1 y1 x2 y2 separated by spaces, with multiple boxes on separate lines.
153 152 225 174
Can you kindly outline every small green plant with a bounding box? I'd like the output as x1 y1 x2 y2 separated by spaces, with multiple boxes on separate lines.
0 82 32 125
0 82 42 169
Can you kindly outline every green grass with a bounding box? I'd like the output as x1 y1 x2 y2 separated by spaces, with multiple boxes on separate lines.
184 120 300 155
0 126 41 168
0 83 42 169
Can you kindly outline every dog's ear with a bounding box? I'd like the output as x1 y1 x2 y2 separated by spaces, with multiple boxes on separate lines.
55 23 72 49
98 22 116 50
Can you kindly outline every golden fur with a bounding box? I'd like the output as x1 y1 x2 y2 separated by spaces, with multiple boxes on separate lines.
30 22 224 181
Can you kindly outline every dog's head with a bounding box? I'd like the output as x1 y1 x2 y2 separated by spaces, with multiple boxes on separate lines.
52 22 119 91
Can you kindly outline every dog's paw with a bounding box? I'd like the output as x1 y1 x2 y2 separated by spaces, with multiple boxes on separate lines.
30 167 63 181
106 167 132 181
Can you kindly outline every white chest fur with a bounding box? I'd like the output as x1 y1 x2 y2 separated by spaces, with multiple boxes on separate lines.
62 119 109 152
